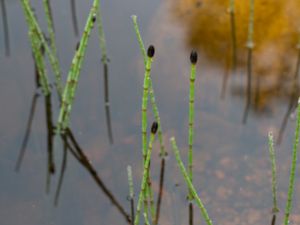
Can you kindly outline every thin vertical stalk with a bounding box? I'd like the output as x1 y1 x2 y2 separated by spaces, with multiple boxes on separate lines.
131 15 166 156
268 132 279 213
188 50 198 225
170 137 213 225
134 122 158 225
127 165 135 225
1 0 10 57
243 0 255 124
42 0 63 98
57 0 99 133
283 98 300 225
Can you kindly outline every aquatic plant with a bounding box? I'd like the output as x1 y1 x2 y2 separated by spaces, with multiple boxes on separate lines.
170 137 213 225
267 131 279 213
127 165 135 225
283 98 300 225
134 122 158 225
56 0 99 133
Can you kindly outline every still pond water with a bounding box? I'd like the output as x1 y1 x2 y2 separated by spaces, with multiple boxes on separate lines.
1 0 300 225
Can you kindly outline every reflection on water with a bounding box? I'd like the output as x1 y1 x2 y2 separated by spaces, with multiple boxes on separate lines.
1 0 300 225
171 0 300 111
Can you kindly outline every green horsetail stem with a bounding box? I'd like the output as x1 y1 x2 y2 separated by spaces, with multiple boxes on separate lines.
141 45 155 219
170 137 213 225
29 30 50 96
131 15 166 157
284 98 300 225
142 45 155 161
127 165 135 225
56 0 99 133
20 0 62 97
42 0 63 97
268 131 279 213
188 50 197 200
243 0 255 123
143 213 150 225
134 122 158 225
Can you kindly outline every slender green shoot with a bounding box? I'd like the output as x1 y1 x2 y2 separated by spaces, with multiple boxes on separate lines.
188 50 197 198
20 0 62 97
268 131 279 213
131 15 166 157
127 165 135 225
56 0 99 133
141 45 155 162
30 30 51 96
170 137 213 225
134 122 158 225
42 0 63 97
143 213 150 225
284 98 300 225
188 50 197 225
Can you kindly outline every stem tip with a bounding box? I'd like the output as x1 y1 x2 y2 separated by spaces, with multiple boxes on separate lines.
190 50 198 64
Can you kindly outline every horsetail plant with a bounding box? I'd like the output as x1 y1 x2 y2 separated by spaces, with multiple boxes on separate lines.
20 0 63 98
42 0 63 97
134 122 158 225
267 131 279 213
283 97 300 225
131 16 167 225
170 137 213 225
131 15 166 157
56 0 99 134
127 165 135 225
188 50 198 225
243 0 255 124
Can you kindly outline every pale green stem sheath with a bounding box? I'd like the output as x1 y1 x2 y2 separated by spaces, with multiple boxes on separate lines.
127 165 134 199
188 51 197 200
268 131 279 213
30 29 50 96
96 1 108 64
132 15 166 156
20 0 62 97
284 98 300 225
56 0 99 133
131 15 146 65
134 122 158 225
42 0 63 97
170 137 213 225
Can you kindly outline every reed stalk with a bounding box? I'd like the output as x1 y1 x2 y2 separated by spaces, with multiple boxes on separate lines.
267 131 279 213
131 15 166 156
127 165 135 225
170 137 213 225
20 0 62 97
283 98 300 225
42 0 63 97
134 122 158 225
57 0 99 133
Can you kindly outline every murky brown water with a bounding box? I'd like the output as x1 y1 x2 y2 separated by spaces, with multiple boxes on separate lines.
1 1 300 225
